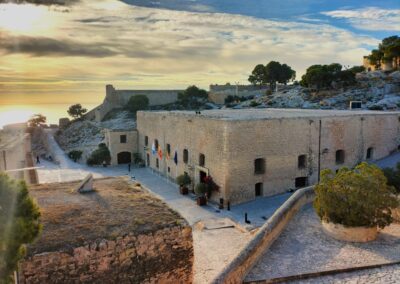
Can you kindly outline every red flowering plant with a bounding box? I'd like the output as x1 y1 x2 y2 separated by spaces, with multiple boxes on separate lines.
203 175 220 198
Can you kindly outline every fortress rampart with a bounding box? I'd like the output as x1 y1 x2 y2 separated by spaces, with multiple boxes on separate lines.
91 85 182 121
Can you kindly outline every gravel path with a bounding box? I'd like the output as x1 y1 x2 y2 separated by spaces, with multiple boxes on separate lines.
246 205 400 282
291 264 400 284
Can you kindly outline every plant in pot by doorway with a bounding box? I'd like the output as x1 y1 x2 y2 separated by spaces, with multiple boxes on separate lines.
203 175 220 199
195 183 208 206
176 173 191 195
314 162 398 242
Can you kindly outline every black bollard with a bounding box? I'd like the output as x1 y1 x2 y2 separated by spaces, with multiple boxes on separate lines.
219 198 224 209
227 201 230 211
245 212 251 224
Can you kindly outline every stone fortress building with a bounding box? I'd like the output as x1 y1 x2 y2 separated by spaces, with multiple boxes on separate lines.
363 55 400 72
86 85 183 122
136 109 400 205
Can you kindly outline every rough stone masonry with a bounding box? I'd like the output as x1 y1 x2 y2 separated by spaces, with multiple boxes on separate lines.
19 177 193 283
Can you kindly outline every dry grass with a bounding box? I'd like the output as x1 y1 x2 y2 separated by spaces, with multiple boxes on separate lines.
27 177 186 255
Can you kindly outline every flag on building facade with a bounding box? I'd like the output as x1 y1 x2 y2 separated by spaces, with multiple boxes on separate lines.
173 151 178 165
158 145 163 159
151 142 156 155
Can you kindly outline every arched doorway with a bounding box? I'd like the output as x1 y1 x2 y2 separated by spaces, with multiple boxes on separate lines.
117 152 131 164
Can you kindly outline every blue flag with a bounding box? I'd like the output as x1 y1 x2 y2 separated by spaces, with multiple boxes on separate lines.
173 151 178 165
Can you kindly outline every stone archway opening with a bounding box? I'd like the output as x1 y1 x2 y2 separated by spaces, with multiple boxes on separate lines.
117 152 131 164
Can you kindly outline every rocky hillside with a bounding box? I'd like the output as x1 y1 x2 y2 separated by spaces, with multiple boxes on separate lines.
56 110 135 163
229 70 400 110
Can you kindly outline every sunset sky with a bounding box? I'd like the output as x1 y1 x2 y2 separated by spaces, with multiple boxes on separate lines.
0 0 399 105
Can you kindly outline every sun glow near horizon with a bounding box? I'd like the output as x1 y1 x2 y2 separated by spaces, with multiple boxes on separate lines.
0 3 49 33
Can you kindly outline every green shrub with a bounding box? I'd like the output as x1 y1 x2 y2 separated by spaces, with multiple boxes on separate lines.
176 173 191 186
314 162 398 228
68 150 83 162
383 162 400 194
127 95 149 116
0 174 41 282
368 105 383 110
250 101 260 107
87 143 111 165
194 183 208 196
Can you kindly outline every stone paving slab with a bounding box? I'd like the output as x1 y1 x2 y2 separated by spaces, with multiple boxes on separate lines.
245 205 400 282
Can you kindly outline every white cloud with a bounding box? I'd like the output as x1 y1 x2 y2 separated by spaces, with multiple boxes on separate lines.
0 0 380 101
322 7 400 31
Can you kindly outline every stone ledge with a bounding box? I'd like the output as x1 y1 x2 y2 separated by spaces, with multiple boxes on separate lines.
322 221 377 243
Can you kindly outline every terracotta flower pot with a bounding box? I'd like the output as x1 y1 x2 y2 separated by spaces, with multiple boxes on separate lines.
196 196 207 206
180 185 189 195
322 220 377 242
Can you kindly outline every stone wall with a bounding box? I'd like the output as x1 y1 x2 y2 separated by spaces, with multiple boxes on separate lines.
136 111 228 204
104 129 138 166
137 110 400 205
211 186 315 284
93 85 182 121
208 84 270 104
0 131 34 183
225 114 400 204
19 226 193 283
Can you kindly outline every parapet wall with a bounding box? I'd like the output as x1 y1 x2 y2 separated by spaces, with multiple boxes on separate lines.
19 226 193 283
94 85 182 121
212 186 315 283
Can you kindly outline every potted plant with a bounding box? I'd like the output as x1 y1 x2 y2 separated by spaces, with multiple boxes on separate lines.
176 173 191 195
314 162 398 242
203 175 220 199
195 183 208 206
383 162 400 222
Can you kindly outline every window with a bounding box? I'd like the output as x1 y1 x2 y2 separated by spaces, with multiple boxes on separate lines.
254 158 265 174
183 149 189 164
145 136 148 146
120 135 127 143
366 147 374 160
167 144 171 156
255 183 263 197
295 177 308 188
298 155 306 169
155 139 159 149
335 150 345 164
156 158 159 168
199 153 205 167
168 167 170 173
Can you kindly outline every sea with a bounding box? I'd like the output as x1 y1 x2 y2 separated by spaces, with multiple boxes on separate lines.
0 103 99 129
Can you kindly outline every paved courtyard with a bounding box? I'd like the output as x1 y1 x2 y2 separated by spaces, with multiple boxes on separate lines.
36 131 400 283
245 205 400 282
291 264 400 284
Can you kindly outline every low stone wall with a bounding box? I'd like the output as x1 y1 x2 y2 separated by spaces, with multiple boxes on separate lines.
19 226 193 283
211 186 315 284
322 221 377 243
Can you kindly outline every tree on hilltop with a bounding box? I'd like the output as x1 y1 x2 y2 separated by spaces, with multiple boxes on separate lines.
127 95 149 117
248 61 296 90
177 85 208 108
300 63 359 90
0 174 41 282
28 114 46 127
367 36 400 69
67 104 87 119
